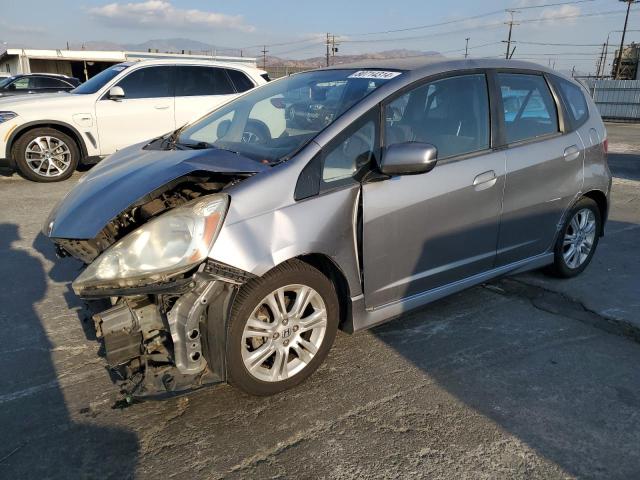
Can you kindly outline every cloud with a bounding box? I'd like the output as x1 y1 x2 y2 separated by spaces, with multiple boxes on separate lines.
89 1 255 32
540 4 581 22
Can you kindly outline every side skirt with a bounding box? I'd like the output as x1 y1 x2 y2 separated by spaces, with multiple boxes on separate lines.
350 252 554 332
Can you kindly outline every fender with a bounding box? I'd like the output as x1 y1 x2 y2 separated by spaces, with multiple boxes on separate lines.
5 119 89 166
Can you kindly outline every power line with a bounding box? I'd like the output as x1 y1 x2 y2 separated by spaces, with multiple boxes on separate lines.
511 41 603 46
338 0 596 37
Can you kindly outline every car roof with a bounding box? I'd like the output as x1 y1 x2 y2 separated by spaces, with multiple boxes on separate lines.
15 73 77 79
127 58 266 74
323 57 562 78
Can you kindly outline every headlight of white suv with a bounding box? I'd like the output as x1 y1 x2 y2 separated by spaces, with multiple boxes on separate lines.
0 111 17 123
73 194 229 294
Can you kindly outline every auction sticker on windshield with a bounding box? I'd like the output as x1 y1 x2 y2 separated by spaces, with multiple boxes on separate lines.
348 71 402 80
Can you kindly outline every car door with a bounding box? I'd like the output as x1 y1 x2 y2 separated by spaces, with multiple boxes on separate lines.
95 66 175 155
362 73 506 309
494 72 584 266
174 66 237 127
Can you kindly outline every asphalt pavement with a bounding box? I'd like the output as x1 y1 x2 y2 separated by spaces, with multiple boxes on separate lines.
0 123 639 479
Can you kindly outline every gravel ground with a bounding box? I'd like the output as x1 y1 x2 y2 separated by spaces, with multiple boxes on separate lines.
0 123 639 479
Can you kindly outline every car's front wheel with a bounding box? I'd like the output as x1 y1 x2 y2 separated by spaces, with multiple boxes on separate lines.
12 127 79 182
546 197 601 278
226 260 339 396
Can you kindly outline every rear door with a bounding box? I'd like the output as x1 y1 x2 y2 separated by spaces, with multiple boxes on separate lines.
362 72 506 308
34 76 75 93
95 66 175 155
174 66 237 126
495 72 584 266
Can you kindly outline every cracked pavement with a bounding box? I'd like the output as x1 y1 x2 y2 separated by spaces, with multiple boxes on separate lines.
1 123 639 479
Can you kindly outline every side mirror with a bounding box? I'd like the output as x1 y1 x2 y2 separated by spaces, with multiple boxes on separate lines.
108 86 125 100
380 142 438 175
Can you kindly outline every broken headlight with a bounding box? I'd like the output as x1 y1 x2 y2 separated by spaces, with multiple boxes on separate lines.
72 194 229 294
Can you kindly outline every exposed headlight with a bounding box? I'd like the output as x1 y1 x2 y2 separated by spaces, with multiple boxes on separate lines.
73 194 229 294
0 111 17 123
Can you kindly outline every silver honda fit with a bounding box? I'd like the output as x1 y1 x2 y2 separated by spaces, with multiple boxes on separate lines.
45 58 611 397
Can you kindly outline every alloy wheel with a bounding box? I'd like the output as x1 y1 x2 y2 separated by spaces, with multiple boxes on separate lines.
562 208 597 269
241 284 328 382
24 136 72 178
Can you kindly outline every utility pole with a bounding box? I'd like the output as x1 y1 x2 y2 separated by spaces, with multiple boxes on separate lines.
615 0 637 79
326 33 331 67
464 37 470 58
596 42 606 77
505 9 519 59
330 35 340 63
261 45 268 70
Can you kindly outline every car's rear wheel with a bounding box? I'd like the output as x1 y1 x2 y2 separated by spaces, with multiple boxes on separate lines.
12 128 79 182
546 197 601 278
226 259 339 396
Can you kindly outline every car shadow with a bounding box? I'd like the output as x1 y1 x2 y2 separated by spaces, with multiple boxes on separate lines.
0 224 138 478
608 152 640 181
369 217 640 478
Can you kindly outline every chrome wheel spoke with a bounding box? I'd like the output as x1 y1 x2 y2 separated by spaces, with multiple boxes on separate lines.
245 342 276 371
243 317 275 339
299 309 327 332
291 286 312 318
292 342 313 364
265 288 287 322
271 347 289 381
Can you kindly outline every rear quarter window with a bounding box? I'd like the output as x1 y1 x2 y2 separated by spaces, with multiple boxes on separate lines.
226 69 255 92
557 78 589 128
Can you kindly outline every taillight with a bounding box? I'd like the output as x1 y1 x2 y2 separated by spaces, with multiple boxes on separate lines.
603 138 608 154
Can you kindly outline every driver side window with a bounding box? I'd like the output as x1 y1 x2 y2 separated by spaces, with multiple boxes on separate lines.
322 110 378 184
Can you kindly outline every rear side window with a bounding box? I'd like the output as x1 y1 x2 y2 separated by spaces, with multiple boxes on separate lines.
226 69 255 92
497 73 559 144
11 77 34 90
116 66 173 99
35 77 71 89
557 78 589 127
176 66 235 96
384 74 490 159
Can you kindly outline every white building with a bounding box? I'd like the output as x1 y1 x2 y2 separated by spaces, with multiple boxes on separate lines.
0 48 256 81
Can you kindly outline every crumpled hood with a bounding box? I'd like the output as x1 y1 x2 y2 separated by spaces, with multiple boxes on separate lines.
45 142 267 239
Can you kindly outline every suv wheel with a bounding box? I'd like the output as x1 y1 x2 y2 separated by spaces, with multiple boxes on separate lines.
12 128 79 182
226 259 339 396
546 197 601 278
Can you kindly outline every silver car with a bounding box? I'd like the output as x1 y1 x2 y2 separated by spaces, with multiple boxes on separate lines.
45 58 611 398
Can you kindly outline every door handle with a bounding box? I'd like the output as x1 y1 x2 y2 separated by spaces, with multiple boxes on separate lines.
473 170 497 191
154 105 169 110
564 145 580 161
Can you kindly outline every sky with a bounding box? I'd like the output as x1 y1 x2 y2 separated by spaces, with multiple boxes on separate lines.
1 0 639 73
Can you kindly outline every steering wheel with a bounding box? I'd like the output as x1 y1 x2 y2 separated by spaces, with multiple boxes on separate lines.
241 121 272 144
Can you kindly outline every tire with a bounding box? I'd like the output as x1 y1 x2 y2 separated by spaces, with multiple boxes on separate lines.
12 127 80 182
226 259 339 396
546 197 601 278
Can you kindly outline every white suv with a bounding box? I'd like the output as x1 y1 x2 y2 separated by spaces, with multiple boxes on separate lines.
0 59 268 181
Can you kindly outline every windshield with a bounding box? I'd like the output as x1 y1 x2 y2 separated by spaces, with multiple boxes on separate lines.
0 76 15 88
71 64 130 94
176 69 402 162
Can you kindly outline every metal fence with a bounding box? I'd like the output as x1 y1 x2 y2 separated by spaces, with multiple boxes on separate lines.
579 78 640 122
265 65 309 79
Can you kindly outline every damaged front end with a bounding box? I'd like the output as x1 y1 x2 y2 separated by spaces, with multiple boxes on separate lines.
44 145 266 400
89 263 246 400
